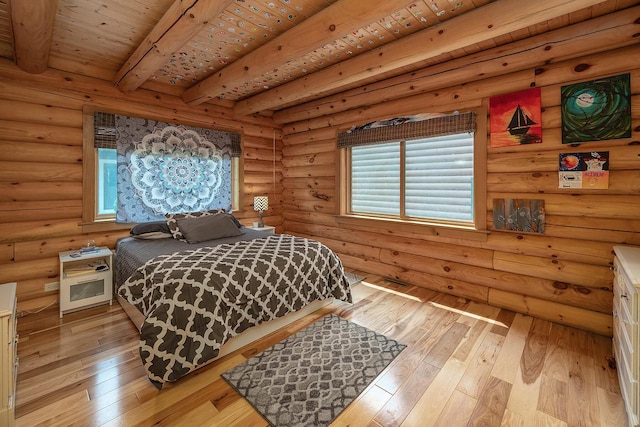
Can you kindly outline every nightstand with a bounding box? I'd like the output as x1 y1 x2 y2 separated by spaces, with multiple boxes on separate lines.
247 225 276 234
59 247 113 318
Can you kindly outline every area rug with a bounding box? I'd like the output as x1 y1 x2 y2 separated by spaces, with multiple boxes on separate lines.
221 313 406 427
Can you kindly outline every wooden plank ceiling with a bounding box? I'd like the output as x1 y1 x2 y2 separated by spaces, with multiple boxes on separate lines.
0 0 633 115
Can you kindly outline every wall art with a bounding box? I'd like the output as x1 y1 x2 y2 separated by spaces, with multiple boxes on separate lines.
493 198 545 234
561 73 631 144
559 151 609 189
489 87 542 147
115 115 240 223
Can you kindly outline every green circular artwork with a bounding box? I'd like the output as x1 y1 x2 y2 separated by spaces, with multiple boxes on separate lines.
561 73 631 144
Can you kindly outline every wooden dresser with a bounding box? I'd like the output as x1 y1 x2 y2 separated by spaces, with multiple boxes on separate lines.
613 245 640 427
0 282 17 427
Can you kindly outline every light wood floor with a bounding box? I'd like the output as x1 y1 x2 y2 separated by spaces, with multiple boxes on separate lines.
15 273 626 426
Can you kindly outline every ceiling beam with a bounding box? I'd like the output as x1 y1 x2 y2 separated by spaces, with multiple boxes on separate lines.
233 0 606 116
114 0 234 93
273 6 640 125
181 0 419 105
9 0 58 74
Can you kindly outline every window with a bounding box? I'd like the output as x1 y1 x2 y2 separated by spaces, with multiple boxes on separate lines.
339 110 486 230
351 142 400 215
350 132 474 223
96 148 117 217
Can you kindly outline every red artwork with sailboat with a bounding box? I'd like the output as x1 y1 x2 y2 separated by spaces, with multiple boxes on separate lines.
490 87 542 147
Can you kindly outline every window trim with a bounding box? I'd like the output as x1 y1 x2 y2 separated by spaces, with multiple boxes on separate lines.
81 106 244 233
337 107 487 235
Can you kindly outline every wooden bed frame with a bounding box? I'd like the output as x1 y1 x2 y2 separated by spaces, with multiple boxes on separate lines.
116 294 338 360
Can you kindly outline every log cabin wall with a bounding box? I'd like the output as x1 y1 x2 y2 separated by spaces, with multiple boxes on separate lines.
278 8 640 337
0 59 283 313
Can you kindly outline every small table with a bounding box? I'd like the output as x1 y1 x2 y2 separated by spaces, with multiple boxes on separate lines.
59 247 113 318
247 225 276 234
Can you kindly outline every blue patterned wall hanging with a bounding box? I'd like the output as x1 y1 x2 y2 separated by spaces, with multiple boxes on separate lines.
115 115 240 223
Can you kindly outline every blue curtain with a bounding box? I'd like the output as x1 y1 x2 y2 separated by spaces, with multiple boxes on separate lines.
115 115 239 223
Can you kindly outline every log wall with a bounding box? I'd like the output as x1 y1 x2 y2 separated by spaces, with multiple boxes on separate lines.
279 9 640 336
0 60 283 312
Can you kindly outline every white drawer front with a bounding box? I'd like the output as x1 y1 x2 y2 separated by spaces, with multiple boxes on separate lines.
615 257 638 323
615 334 639 421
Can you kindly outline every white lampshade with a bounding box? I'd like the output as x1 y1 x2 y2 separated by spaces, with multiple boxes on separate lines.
253 196 269 211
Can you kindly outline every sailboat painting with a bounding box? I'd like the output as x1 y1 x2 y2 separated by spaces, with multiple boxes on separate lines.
490 87 542 147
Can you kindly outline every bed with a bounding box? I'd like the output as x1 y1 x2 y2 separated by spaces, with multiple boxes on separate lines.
114 217 352 388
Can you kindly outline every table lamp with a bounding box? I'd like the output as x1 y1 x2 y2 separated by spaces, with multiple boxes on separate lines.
253 196 269 227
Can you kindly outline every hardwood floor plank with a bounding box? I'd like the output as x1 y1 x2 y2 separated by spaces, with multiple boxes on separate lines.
537 375 569 423
500 408 525 426
542 341 571 384
521 318 552 384
161 401 220 425
492 308 517 336
150 381 234 426
505 318 550 422
373 358 440 426
13 273 625 427
434 389 478 426
101 354 246 426
456 331 505 399
424 322 470 369
46 380 148 427
533 411 568 427
596 386 627 427
14 390 90 426
491 314 534 384
468 375 512 426
591 333 619 394
331 385 392 427
567 353 601 427
507 363 543 424
452 318 493 364
399 357 467 426
205 398 267 426
16 357 143 418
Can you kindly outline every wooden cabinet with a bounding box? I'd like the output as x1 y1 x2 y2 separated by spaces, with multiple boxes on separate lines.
613 245 640 427
0 282 17 427
59 247 113 318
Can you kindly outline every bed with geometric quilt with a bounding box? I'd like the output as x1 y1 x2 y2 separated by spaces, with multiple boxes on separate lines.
115 226 352 388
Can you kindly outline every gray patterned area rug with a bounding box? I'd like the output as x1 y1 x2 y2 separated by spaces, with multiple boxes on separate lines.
222 314 406 427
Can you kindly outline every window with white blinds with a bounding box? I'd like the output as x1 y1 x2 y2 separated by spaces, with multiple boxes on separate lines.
405 133 474 222
349 132 475 224
351 142 400 215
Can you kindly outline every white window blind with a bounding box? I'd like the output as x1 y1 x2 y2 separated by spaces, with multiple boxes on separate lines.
351 142 400 215
349 132 474 224
405 133 474 222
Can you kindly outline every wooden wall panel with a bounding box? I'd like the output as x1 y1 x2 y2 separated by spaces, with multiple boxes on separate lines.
0 182 83 202
280 14 640 335
0 59 283 311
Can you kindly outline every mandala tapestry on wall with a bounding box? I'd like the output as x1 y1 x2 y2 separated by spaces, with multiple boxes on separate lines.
115 115 239 223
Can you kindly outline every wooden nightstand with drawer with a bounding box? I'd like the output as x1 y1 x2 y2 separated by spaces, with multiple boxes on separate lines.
59 247 113 318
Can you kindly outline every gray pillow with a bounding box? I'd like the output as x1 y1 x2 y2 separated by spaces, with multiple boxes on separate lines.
175 214 244 243
132 231 172 240
165 209 226 240
130 221 171 236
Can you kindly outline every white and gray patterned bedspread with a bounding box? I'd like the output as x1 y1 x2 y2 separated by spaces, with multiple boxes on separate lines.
118 234 352 386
